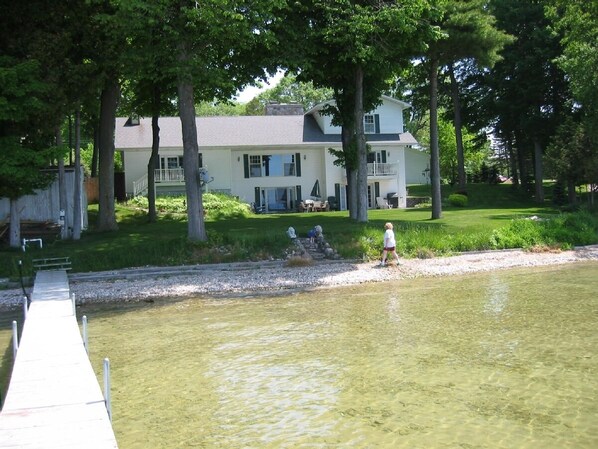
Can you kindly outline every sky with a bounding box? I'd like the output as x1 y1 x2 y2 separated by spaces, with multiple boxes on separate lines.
235 70 285 103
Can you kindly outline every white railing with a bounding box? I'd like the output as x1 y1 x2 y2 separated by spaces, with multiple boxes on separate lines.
155 168 185 183
133 173 148 197
132 169 187 197
367 162 397 176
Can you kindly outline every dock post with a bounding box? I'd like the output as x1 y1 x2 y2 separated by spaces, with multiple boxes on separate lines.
103 358 112 422
82 315 88 354
22 295 28 320
12 320 18 358
71 292 76 316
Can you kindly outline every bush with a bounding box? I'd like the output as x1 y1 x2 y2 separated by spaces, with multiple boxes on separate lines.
127 193 251 219
490 210 598 250
448 193 468 207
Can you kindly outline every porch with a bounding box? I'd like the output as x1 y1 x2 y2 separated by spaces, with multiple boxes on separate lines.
133 169 185 196
342 162 397 183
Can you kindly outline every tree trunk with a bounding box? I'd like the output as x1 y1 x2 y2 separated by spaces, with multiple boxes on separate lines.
533 139 544 203
341 124 357 218
148 85 161 223
57 129 70 240
449 65 466 190
72 108 82 240
91 125 99 178
178 79 206 241
429 58 442 219
507 136 519 187
9 197 21 249
515 131 529 192
97 79 120 231
353 65 368 223
567 179 577 205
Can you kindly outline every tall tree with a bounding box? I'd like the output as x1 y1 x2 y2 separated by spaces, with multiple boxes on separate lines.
92 0 126 231
0 1 93 246
421 0 512 218
279 0 436 222
548 0 598 143
0 58 60 247
439 0 512 189
476 0 569 202
168 0 283 241
117 0 178 222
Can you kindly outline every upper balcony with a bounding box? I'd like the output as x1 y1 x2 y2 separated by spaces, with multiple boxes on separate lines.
367 162 397 177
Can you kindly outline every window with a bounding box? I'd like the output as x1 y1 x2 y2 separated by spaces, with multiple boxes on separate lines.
367 150 386 164
364 115 375 133
364 114 380 133
161 156 184 170
160 156 199 169
249 155 262 177
248 154 297 178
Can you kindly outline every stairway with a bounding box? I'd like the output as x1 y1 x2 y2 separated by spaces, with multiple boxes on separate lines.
297 238 327 260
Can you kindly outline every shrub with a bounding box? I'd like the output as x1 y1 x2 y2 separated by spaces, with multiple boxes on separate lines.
127 193 251 219
490 210 598 250
285 256 314 267
448 193 468 207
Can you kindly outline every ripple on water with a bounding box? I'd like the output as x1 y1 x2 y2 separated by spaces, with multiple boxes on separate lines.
72 263 598 449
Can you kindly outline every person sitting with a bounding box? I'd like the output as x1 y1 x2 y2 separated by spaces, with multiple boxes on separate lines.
286 226 297 239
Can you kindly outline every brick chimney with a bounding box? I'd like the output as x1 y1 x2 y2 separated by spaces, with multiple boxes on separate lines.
264 102 304 116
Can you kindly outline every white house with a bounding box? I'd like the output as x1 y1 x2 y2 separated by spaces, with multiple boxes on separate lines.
114 95 429 211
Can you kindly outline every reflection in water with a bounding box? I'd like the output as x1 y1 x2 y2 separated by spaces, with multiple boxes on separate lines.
2 263 597 448
483 272 509 316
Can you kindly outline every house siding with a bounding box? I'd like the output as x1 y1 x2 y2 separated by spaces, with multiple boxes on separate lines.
115 96 422 209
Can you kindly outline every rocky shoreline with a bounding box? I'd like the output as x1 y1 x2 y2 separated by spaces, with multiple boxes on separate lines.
1 245 597 311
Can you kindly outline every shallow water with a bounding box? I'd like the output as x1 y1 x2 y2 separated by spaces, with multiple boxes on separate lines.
3 262 598 448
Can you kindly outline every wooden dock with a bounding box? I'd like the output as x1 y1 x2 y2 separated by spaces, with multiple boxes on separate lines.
0 270 118 448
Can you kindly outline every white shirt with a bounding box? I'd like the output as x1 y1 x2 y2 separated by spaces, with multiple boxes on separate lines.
384 229 396 248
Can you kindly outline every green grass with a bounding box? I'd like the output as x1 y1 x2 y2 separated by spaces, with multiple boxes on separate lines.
1 184 596 281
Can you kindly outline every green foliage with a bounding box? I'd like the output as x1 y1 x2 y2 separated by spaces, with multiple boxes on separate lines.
490 210 598 250
548 0 598 142
243 72 334 114
2 185 598 280
448 193 468 207
128 193 251 219
196 101 246 116
202 193 252 219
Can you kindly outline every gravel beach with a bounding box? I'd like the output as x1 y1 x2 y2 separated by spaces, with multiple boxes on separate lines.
1 245 597 311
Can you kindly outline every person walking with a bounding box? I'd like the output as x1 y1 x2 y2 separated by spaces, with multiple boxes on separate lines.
380 222 400 266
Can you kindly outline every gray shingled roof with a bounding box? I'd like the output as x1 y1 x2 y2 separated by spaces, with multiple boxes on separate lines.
115 115 417 149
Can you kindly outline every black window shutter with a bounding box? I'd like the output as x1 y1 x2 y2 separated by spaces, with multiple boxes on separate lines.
254 187 261 205
374 114 380 133
296 185 302 201
243 154 249 178
375 182 380 199
335 183 341 211
381 150 387 163
295 152 301 177
198 153 203 168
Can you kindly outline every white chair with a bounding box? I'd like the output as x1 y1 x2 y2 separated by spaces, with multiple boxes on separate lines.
376 197 392 209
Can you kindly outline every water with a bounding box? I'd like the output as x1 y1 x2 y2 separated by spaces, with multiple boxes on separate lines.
2 263 598 448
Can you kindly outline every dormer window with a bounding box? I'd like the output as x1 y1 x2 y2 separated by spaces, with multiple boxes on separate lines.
125 115 140 126
364 114 380 133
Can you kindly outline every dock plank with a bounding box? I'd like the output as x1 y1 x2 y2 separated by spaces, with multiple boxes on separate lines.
0 270 118 448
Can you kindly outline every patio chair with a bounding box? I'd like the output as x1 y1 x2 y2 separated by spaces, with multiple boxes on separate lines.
376 197 392 209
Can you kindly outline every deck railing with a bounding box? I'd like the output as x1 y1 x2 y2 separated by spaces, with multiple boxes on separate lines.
367 162 397 176
133 173 148 197
155 168 185 182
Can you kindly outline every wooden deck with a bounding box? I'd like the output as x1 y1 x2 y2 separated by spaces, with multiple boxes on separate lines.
0 270 118 448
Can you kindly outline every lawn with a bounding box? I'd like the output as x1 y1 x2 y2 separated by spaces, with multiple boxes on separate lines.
0 183 596 280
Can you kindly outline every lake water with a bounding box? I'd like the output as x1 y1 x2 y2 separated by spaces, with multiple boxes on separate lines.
2 262 598 448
